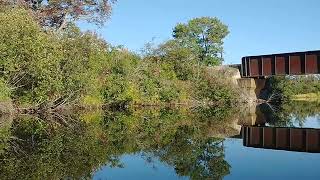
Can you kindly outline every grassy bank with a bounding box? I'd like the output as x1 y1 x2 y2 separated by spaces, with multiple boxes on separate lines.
291 93 320 101
268 76 320 101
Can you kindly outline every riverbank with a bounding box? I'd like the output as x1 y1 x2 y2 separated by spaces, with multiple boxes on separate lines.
1 89 320 180
0 9 244 111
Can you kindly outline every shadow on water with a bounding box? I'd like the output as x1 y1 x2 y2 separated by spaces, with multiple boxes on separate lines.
0 101 319 179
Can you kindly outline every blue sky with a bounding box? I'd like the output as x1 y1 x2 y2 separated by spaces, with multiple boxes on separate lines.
79 0 320 64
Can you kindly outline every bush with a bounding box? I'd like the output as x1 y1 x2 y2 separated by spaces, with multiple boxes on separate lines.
195 68 237 105
0 9 63 104
159 82 180 102
158 40 197 81
0 8 238 108
269 75 320 100
102 48 140 105
0 79 10 101
0 9 112 105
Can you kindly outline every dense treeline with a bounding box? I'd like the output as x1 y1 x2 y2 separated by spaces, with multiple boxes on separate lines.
268 75 320 100
0 7 238 110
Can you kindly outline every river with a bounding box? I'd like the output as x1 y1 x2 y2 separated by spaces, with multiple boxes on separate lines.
0 101 319 179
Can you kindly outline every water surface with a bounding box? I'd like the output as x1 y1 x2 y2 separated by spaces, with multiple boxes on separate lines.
1 101 319 179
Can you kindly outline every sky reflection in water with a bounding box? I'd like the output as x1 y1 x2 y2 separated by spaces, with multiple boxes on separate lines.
1 101 320 179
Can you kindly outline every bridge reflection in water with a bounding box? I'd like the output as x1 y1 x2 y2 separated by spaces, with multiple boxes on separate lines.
234 103 320 153
241 126 320 153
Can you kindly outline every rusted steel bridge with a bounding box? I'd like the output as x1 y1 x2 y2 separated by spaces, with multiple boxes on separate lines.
242 126 320 153
240 50 320 78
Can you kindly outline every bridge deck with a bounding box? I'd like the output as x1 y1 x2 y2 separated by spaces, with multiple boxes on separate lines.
241 50 320 78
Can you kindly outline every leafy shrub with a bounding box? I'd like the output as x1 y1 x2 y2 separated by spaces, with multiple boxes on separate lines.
0 79 10 101
195 69 237 104
159 82 180 102
269 75 320 100
0 9 112 105
0 9 63 103
0 8 238 107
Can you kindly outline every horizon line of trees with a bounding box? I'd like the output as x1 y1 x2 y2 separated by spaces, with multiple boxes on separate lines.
0 4 239 110
268 75 320 100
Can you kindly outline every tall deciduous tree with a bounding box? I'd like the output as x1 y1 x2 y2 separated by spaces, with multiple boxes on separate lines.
0 0 116 30
173 17 229 66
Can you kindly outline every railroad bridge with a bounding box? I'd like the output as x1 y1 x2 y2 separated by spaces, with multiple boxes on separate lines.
234 50 320 98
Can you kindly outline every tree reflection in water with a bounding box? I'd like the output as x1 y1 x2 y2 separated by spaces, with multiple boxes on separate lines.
0 107 237 180
259 101 320 127
2 101 319 179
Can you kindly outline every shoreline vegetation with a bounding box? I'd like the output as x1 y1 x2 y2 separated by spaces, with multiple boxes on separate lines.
291 93 320 101
1 101 320 179
1 2 320 179
268 76 320 102
0 5 319 116
0 106 241 179
0 6 246 116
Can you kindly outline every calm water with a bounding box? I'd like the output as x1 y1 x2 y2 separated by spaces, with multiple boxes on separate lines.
1 101 320 179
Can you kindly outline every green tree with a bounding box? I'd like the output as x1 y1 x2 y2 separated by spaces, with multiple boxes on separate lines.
0 79 10 101
268 75 320 100
157 40 197 80
0 9 63 103
0 9 112 105
173 17 229 66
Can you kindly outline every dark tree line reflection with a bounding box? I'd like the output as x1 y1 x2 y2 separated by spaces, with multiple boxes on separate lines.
0 107 237 180
2 101 319 179
259 101 320 127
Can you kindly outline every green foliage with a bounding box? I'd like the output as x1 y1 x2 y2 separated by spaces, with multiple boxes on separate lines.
0 107 239 179
195 69 238 105
0 79 10 101
159 82 179 102
0 116 12 155
0 9 110 105
133 41 238 106
104 74 132 104
103 48 140 105
59 24 110 100
173 17 229 66
158 40 197 80
0 9 63 103
132 59 181 104
0 8 237 107
269 75 320 100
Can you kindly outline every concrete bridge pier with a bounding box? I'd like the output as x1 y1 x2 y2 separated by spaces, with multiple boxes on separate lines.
237 78 267 100
237 103 267 126
214 65 268 101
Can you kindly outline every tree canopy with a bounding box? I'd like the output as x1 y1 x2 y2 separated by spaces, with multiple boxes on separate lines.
173 17 229 66
0 0 117 30
0 7 239 108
